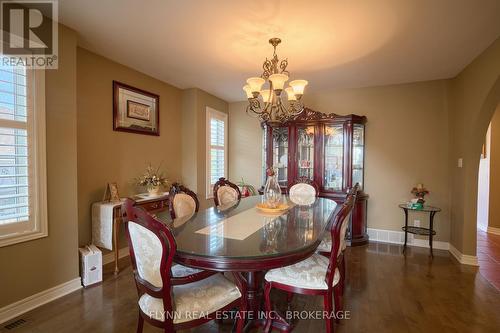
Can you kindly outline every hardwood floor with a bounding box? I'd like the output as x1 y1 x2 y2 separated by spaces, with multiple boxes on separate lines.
477 229 500 290
2 243 499 333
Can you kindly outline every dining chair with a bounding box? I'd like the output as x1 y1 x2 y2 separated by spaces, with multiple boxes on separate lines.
213 177 242 206
288 176 319 197
263 194 356 333
168 183 199 219
317 184 359 298
122 199 247 333
317 184 359 255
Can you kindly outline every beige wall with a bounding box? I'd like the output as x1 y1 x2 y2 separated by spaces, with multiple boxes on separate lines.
229 81 451 240
446 37 500 255
77 48 183 246
181 88 228 209
228 102 263 190
488 108 500 229
0 26 80 308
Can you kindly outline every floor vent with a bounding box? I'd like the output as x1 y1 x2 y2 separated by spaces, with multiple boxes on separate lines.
4 319 27 330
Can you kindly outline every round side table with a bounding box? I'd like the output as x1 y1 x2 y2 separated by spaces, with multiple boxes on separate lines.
398 204 441 257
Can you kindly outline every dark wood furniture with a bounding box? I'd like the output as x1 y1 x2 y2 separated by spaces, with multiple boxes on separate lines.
213 177 242 206
109 193 170 274
263 108 368 246
263 193 355 333
399 204 441 257
155 195 338 331
168 183 199 219
122 199 247 333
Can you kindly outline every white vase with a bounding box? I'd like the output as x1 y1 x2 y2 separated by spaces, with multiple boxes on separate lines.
147 186 161 196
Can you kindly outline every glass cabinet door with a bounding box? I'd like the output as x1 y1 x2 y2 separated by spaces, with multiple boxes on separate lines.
272 127 288 187
352 124 365 189
296 126 315 180
324 124 344 191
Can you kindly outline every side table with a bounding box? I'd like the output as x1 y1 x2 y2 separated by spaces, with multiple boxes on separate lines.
398 204 441 257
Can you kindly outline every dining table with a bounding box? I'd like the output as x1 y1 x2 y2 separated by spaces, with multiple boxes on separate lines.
156 195 338 331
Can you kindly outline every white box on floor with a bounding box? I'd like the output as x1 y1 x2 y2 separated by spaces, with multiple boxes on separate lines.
79 244 102 287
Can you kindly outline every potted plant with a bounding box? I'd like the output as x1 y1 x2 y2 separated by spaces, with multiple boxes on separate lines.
136 163 169 196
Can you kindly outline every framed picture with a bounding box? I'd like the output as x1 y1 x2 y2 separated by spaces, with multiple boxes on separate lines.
113 81 160 136
103 182 121 203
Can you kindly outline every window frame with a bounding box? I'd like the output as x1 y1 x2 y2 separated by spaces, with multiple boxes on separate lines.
0 67 47 247
206 107 228 199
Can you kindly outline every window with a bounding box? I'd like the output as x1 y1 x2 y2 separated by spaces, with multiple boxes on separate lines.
0 63 46 247
206 107 227 198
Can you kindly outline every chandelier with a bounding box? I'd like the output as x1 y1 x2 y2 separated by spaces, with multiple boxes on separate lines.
243 38 308 123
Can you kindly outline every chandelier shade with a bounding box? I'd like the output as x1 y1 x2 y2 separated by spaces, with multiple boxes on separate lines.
243 38 308 122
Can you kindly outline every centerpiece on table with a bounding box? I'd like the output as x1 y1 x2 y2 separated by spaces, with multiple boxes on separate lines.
257 168 289 212
135 163 169 197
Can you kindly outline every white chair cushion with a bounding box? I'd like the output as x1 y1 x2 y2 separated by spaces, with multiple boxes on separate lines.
128 222 163 288
217 186 239 206
265 253 340 290
171 264 203 278
173 193 196 218
289 183 316 197
138 273 241 324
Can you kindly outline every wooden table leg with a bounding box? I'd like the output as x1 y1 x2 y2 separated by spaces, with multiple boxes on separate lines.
403 208 408 254
113 209 120 275
429 211 436 258
243 271 292 332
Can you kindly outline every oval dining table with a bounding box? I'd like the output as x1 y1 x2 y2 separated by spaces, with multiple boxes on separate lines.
156 195 338 331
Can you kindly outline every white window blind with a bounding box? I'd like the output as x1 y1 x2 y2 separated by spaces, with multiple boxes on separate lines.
206 108 227 198
0 61 47 247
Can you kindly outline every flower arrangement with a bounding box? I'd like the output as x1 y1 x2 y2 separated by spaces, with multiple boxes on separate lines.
411 183 429 204
136 163 169 195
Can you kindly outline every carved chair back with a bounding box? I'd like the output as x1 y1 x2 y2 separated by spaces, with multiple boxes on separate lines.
123 198 176 322
168 183 199 219
213 177 242 207
325 192 356 288
288 176 319 197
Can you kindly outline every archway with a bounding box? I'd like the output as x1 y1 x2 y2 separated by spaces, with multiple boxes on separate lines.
462 76 500 257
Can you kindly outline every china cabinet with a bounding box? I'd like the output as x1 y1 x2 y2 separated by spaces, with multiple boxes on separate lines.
262 108 369 245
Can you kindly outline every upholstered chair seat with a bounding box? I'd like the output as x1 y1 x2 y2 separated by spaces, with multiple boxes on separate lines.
138 273 242 324
123 198 246 332
213 178 242 207
265 253 340 290
171 264 203 278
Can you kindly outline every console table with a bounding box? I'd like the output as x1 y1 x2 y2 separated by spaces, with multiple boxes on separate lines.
92 193 169 274
399 204 441 257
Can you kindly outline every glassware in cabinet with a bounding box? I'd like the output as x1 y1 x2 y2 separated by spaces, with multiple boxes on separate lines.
324 124 344 191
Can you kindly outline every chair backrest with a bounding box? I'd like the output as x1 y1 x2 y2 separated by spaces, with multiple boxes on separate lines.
288 177 319 197
213 177 242 206
123 198 176 315
338 183 360 251
325 189 357 288
168 183 199 219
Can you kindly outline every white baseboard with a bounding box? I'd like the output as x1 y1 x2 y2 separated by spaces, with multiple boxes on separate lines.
449 244 479 266
0 278 82 324
367 227 449 250
487 227 500 236
102 246 129 265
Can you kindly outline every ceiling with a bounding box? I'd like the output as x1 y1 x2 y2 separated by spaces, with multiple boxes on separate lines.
59 0 500 102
